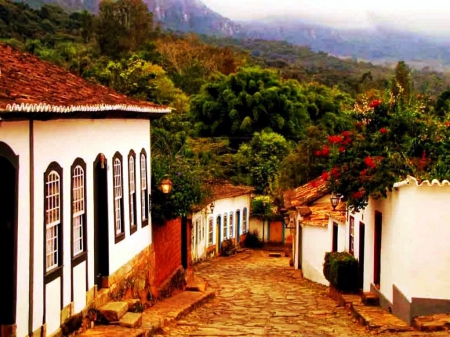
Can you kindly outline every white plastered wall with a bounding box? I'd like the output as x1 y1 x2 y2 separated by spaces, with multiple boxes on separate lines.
0 121 31 337
32 118 153 336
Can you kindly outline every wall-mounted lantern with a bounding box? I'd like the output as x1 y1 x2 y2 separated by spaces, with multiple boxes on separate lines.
159 175 173 194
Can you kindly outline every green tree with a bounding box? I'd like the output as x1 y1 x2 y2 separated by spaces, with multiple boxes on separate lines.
391 61 413 105
95 0 153 57
234 131 291 194
151 119 210 223
191 66 311 147
319 93 450 211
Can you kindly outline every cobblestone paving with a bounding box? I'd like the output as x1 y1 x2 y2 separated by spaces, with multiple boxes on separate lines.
159 249 450 337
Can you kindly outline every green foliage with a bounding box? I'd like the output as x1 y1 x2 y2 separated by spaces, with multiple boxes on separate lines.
234 131 291 194
323 252 358 292
278 126 329 189
243 229 264 248
250 195 273 219
95 0 154 57
320 88 450 211
150 115 211 224
191 66 311 144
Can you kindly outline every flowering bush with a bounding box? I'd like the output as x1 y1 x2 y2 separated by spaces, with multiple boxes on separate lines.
319 92 450 211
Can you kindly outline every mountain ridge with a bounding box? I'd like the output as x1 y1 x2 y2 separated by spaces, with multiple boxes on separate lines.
16 0 450 69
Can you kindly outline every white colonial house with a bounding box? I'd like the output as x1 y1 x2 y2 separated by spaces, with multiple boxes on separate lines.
190 182 254 261
347 175 450 323
0 44 170 337
284 176 346 286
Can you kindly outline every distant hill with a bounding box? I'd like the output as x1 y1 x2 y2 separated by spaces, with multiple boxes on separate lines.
144 0 240 36
14 0 450 69
237 17 450 70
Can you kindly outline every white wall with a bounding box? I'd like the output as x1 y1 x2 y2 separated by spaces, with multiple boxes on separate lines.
350 181 450 304
32 118 153 335
1 121 31 337
301 224 330 286
191 194 251 260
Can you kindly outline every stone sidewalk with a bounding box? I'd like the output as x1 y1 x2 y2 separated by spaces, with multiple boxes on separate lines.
78 290 215 337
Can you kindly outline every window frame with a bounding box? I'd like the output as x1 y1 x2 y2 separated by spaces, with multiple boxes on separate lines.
243 207 248 233
140 149 149 228
208 216 214 245
113 152 125 243
229 212 234 238
71 158 87 267
349 216 355 255
223 214 228 239
44 162 64 284
128 150 137 235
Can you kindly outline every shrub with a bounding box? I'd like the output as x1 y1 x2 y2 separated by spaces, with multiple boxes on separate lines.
244 229 264 248
323 251 358 292
221 238 235 256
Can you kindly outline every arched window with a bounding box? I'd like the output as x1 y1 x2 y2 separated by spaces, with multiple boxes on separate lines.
140 150 149 227
113 152 125 243
44 163 63 275
128 150 137 234
243 207 248 233
72 160 86 258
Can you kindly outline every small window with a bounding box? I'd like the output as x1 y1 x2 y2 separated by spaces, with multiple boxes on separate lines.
349 216 355 255
128 151 137 234
223 214 228 239
140 150 149 227
208 217 213 245
44 163 63 276
113 152 125 243
243 207 248 233
72 160 86 258
229 212 234 238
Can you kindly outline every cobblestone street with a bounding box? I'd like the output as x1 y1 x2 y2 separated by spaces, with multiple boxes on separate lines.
159 249 450 337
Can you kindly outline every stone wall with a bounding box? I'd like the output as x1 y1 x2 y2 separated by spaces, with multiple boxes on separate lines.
153 218 182 287
107 244 156 305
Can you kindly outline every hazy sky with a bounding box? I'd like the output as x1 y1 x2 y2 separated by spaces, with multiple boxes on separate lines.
202 0 450 36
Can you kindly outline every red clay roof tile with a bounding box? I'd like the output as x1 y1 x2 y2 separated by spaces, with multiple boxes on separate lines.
0 44 170 117
283 176 329 209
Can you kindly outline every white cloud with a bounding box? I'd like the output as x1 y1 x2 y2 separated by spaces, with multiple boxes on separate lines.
202 0 450 36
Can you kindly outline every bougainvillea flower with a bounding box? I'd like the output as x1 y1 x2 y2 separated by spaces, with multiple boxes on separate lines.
369 99 381 108
364 156 376 168
328 135 343 144
379 127 387 133
352 191 365 199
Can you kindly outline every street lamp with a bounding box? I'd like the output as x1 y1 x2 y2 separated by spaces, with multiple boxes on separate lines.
330 193 340 210
279 208 292 228
159 175 173 194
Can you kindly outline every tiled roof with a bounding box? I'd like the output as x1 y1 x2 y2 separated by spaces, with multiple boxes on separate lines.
283 176 329 209
0 44 171 119
191 180 255 212
209 180 255 201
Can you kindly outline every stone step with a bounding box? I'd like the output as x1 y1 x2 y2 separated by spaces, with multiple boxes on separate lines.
362 292 380 306
268 252 282 258
186 276 207 292
99 302 129 322
350 303 412 332
119 312 143 328
413 313 450 332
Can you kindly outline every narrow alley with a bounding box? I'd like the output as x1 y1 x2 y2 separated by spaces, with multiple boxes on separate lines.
158 249 449 337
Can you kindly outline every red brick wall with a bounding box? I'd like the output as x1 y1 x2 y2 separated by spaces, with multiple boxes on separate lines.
187 218 192 269
153 218 182 287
